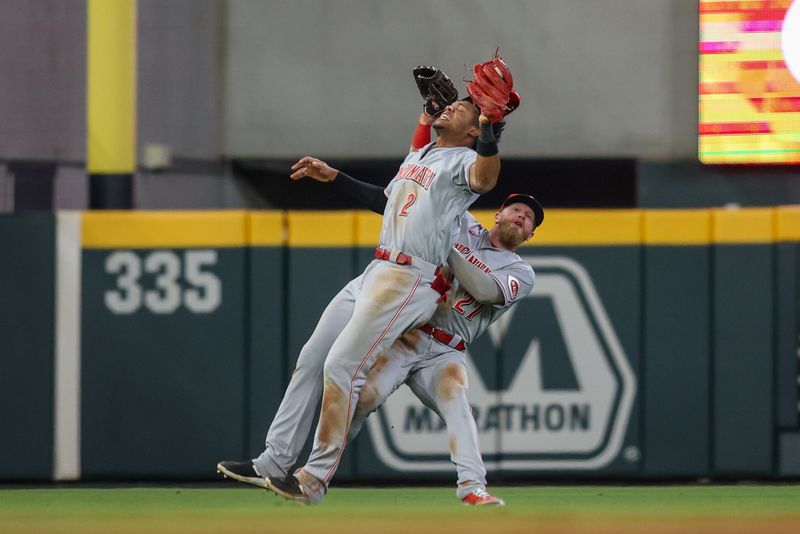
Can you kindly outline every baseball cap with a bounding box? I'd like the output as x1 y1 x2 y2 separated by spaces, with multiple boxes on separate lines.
500 193 544 228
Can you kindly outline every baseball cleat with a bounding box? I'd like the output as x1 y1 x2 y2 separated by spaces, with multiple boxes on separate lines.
216 460 266 488
265 475 311 504
461 488 506 507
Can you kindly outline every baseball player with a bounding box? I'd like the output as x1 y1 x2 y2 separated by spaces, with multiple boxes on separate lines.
347 194 543 506
218 57 519 504
218 189 543 506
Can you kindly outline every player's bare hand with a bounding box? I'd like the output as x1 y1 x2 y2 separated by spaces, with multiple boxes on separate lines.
290 156 339 183
478 114 491 126
419 111 435 126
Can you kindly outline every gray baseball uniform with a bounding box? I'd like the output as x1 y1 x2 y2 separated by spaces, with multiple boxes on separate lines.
381 143 479 265
296 143 480 488
347 211 534 498
253 212 534 499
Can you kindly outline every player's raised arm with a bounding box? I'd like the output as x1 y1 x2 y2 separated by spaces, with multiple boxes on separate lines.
289 156 387 214
447 245 504 304
410 111 434 153
465 51 521 194
469 115 502 193
410 66 458 152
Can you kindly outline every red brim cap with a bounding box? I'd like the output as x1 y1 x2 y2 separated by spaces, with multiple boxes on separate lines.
500 194 544 228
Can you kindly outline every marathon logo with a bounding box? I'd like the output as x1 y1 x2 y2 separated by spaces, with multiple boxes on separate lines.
395 163 436 190
404 402 591 433
367 257 637 472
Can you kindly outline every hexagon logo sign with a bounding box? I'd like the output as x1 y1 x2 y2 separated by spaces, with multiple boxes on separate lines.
367 256 637 471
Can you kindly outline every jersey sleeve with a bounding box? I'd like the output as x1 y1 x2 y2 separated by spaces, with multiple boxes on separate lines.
461 211 485 236
450 149 478 193
383 177 396 198
489 261 535 309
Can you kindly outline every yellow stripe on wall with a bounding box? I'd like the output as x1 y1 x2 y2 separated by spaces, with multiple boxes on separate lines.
712 208 774 244
776 206 800 242
471 210 643 246
356 212 383 246
521 209 642 246
249 211 285 246
78 207 800 249
82 211 247 248
87 0 136 173
287 211 356 246
643 210 712 245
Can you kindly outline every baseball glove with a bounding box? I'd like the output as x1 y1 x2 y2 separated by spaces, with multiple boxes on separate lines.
413 66 459 117
466 50 519 123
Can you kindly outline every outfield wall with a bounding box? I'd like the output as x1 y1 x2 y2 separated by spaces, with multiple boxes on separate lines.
1 208 799 481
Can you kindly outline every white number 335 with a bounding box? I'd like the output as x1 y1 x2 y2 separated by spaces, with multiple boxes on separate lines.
104 250 222 314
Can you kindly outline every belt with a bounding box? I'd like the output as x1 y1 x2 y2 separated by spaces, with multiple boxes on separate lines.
374 247 413 266
419 323 466 351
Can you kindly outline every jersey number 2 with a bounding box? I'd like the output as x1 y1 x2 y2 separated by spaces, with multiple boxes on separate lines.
399 193 416 217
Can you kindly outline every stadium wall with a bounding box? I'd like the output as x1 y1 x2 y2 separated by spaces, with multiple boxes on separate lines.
0 0 696 162
1 207 799 482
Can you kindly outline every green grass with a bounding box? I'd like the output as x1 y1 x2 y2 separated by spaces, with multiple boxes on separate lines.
1 485 799 534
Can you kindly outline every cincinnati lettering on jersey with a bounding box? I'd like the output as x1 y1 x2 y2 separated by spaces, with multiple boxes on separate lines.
395 163 436 190
454 242 491 274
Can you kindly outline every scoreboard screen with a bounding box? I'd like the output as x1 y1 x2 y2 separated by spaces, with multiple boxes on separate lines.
700 0 800 163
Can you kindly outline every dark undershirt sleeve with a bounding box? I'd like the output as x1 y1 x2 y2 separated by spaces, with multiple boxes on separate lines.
329 172 388 214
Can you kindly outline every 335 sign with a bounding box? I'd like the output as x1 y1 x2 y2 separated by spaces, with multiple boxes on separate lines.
104 250 222 314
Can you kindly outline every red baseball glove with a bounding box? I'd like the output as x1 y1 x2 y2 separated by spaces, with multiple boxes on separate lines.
466 50 520 123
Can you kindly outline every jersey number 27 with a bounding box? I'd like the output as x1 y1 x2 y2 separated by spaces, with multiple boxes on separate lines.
453 291 482 320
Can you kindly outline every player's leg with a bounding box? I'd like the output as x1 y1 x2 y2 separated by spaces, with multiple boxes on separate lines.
406 352 504 506
305 262 437 481
217 275 361 485
269 261 438 502
254 276 361 477
347 334 424 442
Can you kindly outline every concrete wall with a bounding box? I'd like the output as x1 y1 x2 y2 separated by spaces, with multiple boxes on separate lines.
137 0 223 160
0 0 86 161
0 0 222 163
224 0 697 158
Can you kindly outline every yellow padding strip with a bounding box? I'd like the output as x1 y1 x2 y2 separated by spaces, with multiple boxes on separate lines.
87 0 136 173
82 211 247 248
519 209 643 246
643 210 711 245
712 208 774 244
79 207 800 249
249 211 285 246
356 210 643 247
287 211 356 246
356 212 383 246
776 206 800 242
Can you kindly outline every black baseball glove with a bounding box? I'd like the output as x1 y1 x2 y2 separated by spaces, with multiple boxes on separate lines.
413 66 459 117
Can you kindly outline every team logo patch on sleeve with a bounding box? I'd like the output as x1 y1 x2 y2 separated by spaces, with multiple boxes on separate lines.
508 275 520 300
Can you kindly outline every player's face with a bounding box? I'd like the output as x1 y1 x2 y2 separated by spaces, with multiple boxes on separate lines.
432 100 480 135
495 202 536 248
